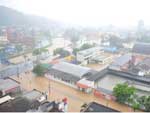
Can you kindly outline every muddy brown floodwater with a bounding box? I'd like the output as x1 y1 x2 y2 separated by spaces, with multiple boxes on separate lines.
11 72 135 112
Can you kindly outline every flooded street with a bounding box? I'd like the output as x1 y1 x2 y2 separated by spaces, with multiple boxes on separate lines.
11 72 134 112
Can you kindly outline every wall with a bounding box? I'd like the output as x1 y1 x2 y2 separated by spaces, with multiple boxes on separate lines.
45 74 77 89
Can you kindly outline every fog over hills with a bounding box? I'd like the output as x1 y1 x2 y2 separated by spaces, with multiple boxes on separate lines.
0 6 63 28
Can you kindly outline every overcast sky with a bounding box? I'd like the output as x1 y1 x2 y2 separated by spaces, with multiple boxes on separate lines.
0 0 150 27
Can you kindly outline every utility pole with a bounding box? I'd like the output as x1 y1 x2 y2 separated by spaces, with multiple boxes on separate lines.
48 75 51 100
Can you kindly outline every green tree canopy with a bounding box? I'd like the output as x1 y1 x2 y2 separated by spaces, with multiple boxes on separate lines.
72 43 94 56
33 64 48 76
53 48 70 57
138 96 150 112
113 83 136 103
15 44 23 52
80 43 93 50
32 48 48 56
73 48 80 56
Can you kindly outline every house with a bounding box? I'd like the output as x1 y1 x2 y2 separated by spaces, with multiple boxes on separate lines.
94 87 116 101
80 102 119 112
130 57 150 76
76 33 102 48
0 89 47 112
76 78 95 93
92 69 150 99
0 97 40 112
27 101 63 112
90 53 113 64
46 62 94 88
35 39 50 49
0 78 21 97
76 47 103 65
0 61 33 79
52 38 72 49
22 89 47 103
0 95 14 105
132 42 150 56
76 69 105 93
109 54 132 71
101 46 118 53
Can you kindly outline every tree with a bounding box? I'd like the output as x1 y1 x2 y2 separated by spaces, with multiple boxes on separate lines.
132 100 140 111
113 83 136 103
109 35 123 48
33 64 47 76
73 48 80 56
144 96 150 112
15 44 23 52
32 49 41 56
138 96 150 112
53 48 70 58
32 48 48 56
80 43 93 50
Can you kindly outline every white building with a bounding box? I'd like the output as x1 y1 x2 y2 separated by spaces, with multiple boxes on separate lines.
52 38 72 49
76 47 103 65
76 35 102 48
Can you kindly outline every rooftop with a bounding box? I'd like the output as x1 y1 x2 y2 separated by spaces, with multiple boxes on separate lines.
111 54 131 66
96 69 150 96
0 79 20 91
78 47 101 56
82 102 119 112
22 89 44 101
52 62 91 78
132 42 150 55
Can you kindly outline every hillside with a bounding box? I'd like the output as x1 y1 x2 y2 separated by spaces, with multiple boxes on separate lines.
0 6 62 28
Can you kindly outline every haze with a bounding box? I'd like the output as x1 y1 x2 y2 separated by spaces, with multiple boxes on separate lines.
0 0 150 27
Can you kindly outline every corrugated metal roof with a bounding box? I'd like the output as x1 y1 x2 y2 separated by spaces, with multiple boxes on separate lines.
48 68 80 82
112 54 131 66
132 42 150 55
0 79 20 91
83 102 119 112
52 62 91 78
23 89 43 101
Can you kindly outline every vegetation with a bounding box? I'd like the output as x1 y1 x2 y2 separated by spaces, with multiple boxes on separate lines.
138 96 150 112
113 83 150 111
73 43 94 55
15 44 23 52
131 99 140 111
113 83 136 103
53 48 70 58
73 48 80 56
32 48 48 56
32 64 47 76
80 43 94 50
109 35 124 48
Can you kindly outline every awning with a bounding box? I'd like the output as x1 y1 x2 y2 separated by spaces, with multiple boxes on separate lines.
76 82 90 88
77 78 94 88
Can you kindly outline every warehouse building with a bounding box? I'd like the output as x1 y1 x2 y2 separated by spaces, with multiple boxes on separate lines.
46 62 95 88
76 47 102 65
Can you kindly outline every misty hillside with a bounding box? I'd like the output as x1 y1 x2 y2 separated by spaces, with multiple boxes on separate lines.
0 6 62 28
